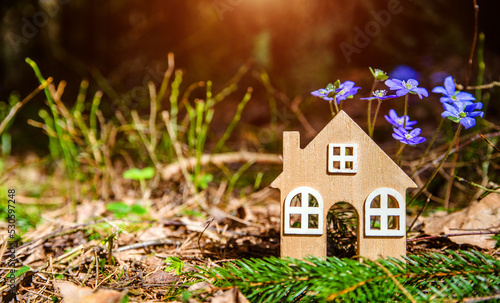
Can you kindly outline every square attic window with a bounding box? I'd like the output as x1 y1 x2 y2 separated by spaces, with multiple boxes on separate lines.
328 144 358 173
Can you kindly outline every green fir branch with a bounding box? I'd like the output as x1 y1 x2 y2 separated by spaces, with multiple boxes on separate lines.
198 250 500 302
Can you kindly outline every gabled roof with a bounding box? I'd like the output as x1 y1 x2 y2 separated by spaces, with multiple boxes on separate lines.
270 110 417 190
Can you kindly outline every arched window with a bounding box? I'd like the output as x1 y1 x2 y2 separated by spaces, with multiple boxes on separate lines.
284 187 324 235
364 188 405 236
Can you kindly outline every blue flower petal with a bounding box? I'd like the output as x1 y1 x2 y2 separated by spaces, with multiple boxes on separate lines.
443 76 456 95
385 79 403 89
393 127 406 137
441 111 455 118
460 117 476 129
412 137 427 144
469 111 484 118
442 103 459 115
388 109 398 120
440 96 454 103
408 79 419 86
396 89 409 97
392 133 404 141
464 103 478 112
432 86 448 94
409 128 422 137
413 87 429 98
455 92 475 101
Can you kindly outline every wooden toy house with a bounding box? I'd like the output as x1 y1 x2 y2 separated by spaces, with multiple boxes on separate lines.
271 111 417 260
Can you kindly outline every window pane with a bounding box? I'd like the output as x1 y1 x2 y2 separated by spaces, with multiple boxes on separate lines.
388 216 400 230
290 194 301 207
309 214 319 228
370 195 381 208
388 195 399 208
345 161 353 169
345 146 353 155
308 194 319 207
290 214 301 228
370 216 381 230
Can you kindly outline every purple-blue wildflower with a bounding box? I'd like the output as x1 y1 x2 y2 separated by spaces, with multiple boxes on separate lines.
360 90 398 101
392 127 426 145
441 101 484 129
311 88 335 101
431 76 476 104
384 109 418 130
385 78 429 99
311 87 335 101
334 81 360 104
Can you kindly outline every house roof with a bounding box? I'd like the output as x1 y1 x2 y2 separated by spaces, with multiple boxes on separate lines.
270 110 417 190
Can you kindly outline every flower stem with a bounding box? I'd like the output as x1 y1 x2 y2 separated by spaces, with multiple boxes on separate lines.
371 99 383 133
407 124 462 207
333 100 340 115
367 81 376 137
444 133 461 209
328 101 335 118
465 0 479 87
393 143 406 162
367 100 373 136
403 94 408 129
411 117 444 178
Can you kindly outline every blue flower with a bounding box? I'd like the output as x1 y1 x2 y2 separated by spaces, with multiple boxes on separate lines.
311 88 335 101
360 90 398 101
431 76 476 104
393 127 426 145
389 65 420 81
384 109 418 130
385 78 429 99
441 101 484 129
334 81 360 104
312 80 360 104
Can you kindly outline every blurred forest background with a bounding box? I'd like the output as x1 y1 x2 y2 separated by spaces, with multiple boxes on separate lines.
1 0 500 154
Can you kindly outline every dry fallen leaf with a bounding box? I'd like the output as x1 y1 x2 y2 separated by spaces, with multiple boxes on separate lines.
56 282 126 303
137 225 168 242
422 193 500 249
76 200 106 224
144 270 179 284
211 288 250 303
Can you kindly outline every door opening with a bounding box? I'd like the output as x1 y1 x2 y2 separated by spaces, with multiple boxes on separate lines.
327 202 358 258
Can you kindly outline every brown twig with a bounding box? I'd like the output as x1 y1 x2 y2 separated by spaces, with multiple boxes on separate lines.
464 0 479 87
114 239 182 253
161 151 281 181
407 195 431 233
0 77 52 135
480 134 500 153
444 137 460 209
198 218 214 255
462 81 500 90
407 230 499 242
413 131 500 178
374 261 417 303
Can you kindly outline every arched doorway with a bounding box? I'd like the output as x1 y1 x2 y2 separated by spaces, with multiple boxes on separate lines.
327 202 358 258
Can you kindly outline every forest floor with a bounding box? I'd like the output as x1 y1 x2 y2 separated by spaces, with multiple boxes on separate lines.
2 152 499 302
